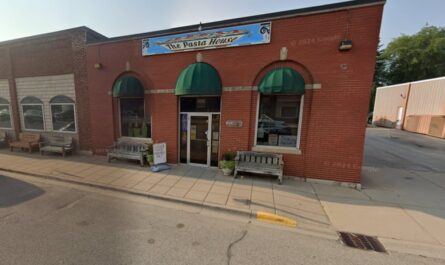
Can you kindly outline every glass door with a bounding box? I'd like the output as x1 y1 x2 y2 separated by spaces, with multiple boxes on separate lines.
179 113 220 167
188 114 211 165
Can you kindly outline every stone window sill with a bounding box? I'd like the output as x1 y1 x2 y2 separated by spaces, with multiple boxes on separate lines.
252 146 302 155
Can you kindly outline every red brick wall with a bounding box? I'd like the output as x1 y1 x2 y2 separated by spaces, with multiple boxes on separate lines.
150 93 178 162
220 90 254 154
0 30 93 150
87 4 384 183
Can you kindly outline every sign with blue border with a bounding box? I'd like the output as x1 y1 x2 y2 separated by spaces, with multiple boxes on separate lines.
142 22 271 56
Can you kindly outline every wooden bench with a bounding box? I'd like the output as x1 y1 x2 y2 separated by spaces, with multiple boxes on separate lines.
107 137 152 166
9 132 41 153
0 130 8 147
234 151 284 184
39 135 74 157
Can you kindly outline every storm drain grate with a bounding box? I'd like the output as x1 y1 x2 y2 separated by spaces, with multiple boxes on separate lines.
338 232 387 253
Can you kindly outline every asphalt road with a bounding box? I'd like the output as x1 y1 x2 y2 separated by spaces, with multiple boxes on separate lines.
0 172 442 265
364 127 445 173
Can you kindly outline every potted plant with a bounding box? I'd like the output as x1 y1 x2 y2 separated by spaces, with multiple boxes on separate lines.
146 144 154 166
220 152 236 176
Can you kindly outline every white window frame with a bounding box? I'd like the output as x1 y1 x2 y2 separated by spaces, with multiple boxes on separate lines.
50 102 77 133
118 97 149 138
21 103 45 131
253 94 304 154
0 103 12 129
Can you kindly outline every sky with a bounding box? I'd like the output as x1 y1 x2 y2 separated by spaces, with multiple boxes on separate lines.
0 0 444 46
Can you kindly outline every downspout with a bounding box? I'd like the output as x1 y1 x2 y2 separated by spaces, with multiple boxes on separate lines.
401 83 411 130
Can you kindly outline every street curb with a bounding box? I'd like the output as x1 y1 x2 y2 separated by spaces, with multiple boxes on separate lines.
0 167 335 239
256 211 297 227
0 167 254 218
0 166 348 243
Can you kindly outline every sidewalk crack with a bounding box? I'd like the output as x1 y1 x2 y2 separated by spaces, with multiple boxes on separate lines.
310 183 335 229
400 205 442 245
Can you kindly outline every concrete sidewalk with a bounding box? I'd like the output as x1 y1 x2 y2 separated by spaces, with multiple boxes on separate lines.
1 149 445 259
0 150 332 234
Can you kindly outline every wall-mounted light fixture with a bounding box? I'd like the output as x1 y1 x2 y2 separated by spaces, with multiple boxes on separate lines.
94 63 103 69
339 10 353 51
339 40 353 51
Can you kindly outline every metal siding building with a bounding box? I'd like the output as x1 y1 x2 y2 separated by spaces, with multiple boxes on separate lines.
373 77 445 138
373 84 409 128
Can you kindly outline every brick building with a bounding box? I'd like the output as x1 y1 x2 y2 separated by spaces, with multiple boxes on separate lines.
0 27 106 151
0 0 384 185
86 0 384 184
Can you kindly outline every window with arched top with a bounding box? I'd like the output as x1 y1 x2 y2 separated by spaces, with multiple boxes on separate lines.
50 95 76 132
112 76 150 138
50 95 75 104
21 96 44 131
255 67 306 149
0 97 12 129
21 96 43 104
0 97 9 105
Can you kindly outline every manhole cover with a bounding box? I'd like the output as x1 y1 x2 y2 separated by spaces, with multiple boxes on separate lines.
338 232 386 253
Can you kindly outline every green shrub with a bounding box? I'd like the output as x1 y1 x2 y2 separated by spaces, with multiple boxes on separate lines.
146 144 153 155
146 154 154 164
220 160 235 170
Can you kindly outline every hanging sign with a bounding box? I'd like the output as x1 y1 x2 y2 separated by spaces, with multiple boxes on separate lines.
142 22 271 56
153 143 167 165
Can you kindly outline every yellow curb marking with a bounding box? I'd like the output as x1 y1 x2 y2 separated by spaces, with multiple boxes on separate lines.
256 211 297 227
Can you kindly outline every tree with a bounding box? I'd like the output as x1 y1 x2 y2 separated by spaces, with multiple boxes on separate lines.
382 26 445 85
369 41 385 112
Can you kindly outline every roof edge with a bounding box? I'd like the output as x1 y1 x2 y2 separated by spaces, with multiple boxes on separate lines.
377 76 445 90
88 0 386 46
0 26 107 47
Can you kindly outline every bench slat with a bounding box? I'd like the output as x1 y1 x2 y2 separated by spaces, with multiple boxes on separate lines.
235 151 284 184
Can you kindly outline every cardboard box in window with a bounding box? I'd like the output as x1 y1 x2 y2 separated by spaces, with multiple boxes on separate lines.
278 135 297 147
268 134 278 145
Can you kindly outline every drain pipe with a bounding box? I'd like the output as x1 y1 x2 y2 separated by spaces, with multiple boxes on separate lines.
401 82 412 130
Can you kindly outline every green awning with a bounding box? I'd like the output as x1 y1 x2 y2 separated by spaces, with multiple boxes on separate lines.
175 63 221 96
113 76 144 97
258 67 305 95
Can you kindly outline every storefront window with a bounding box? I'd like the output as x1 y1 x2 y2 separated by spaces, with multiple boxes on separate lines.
120 98 150 138
50 96 76 132
256 94 301 148
21 96 44 131
0 98 11 129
